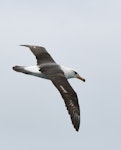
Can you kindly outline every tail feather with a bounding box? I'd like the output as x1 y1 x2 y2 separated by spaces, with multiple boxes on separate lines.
13 66 25 73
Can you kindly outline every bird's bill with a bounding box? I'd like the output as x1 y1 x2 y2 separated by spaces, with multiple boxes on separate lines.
77 74 85 82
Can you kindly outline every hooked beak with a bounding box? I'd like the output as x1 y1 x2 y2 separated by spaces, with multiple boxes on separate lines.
77 74 86 82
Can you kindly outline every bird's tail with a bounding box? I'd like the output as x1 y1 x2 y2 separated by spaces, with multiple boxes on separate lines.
13 66 25 73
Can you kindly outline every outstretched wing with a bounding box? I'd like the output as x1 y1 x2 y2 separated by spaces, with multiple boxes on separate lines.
40 65 80 131
20 45 56 65
51 76 80 131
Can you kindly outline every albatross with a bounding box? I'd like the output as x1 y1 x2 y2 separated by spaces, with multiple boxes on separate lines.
13 45 85 131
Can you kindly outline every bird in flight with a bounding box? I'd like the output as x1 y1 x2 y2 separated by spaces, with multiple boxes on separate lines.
13 45 85 131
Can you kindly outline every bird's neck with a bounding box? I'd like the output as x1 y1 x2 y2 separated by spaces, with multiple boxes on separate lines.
60 65 74 79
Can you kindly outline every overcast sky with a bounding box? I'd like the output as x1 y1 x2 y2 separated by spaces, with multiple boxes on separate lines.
0 0 121 150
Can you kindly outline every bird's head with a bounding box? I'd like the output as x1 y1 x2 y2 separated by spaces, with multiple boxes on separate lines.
73 71 85 82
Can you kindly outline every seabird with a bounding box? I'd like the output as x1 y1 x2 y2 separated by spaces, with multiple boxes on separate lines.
13 45 85 131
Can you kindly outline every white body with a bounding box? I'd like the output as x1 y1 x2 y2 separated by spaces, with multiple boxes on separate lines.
24 65 76 79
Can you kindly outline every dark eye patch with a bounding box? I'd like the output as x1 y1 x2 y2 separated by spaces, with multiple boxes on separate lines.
74 71 78 75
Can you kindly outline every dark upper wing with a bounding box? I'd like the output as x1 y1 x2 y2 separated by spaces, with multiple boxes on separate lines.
40 65 80 131
20 45 56 65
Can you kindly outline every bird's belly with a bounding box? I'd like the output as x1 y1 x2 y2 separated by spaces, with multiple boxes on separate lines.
24 66 49 79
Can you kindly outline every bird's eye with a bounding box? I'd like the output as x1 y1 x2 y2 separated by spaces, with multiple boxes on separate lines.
74 71 78 75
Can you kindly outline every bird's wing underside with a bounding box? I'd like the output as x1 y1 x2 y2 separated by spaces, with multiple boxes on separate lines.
40 65 80 131
20 45 56 65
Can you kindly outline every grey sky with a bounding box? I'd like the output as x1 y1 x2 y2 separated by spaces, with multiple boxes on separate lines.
0 0 121 150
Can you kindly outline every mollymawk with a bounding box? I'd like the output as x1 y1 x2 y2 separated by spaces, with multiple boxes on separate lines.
13 45 85 131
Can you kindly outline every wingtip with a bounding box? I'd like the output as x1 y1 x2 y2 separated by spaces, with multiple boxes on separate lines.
75 129 79 132
71 116 80 132
74 124 80 132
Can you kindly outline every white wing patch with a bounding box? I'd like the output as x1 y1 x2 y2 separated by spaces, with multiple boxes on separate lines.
60 85 68 93
69 100 74 107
